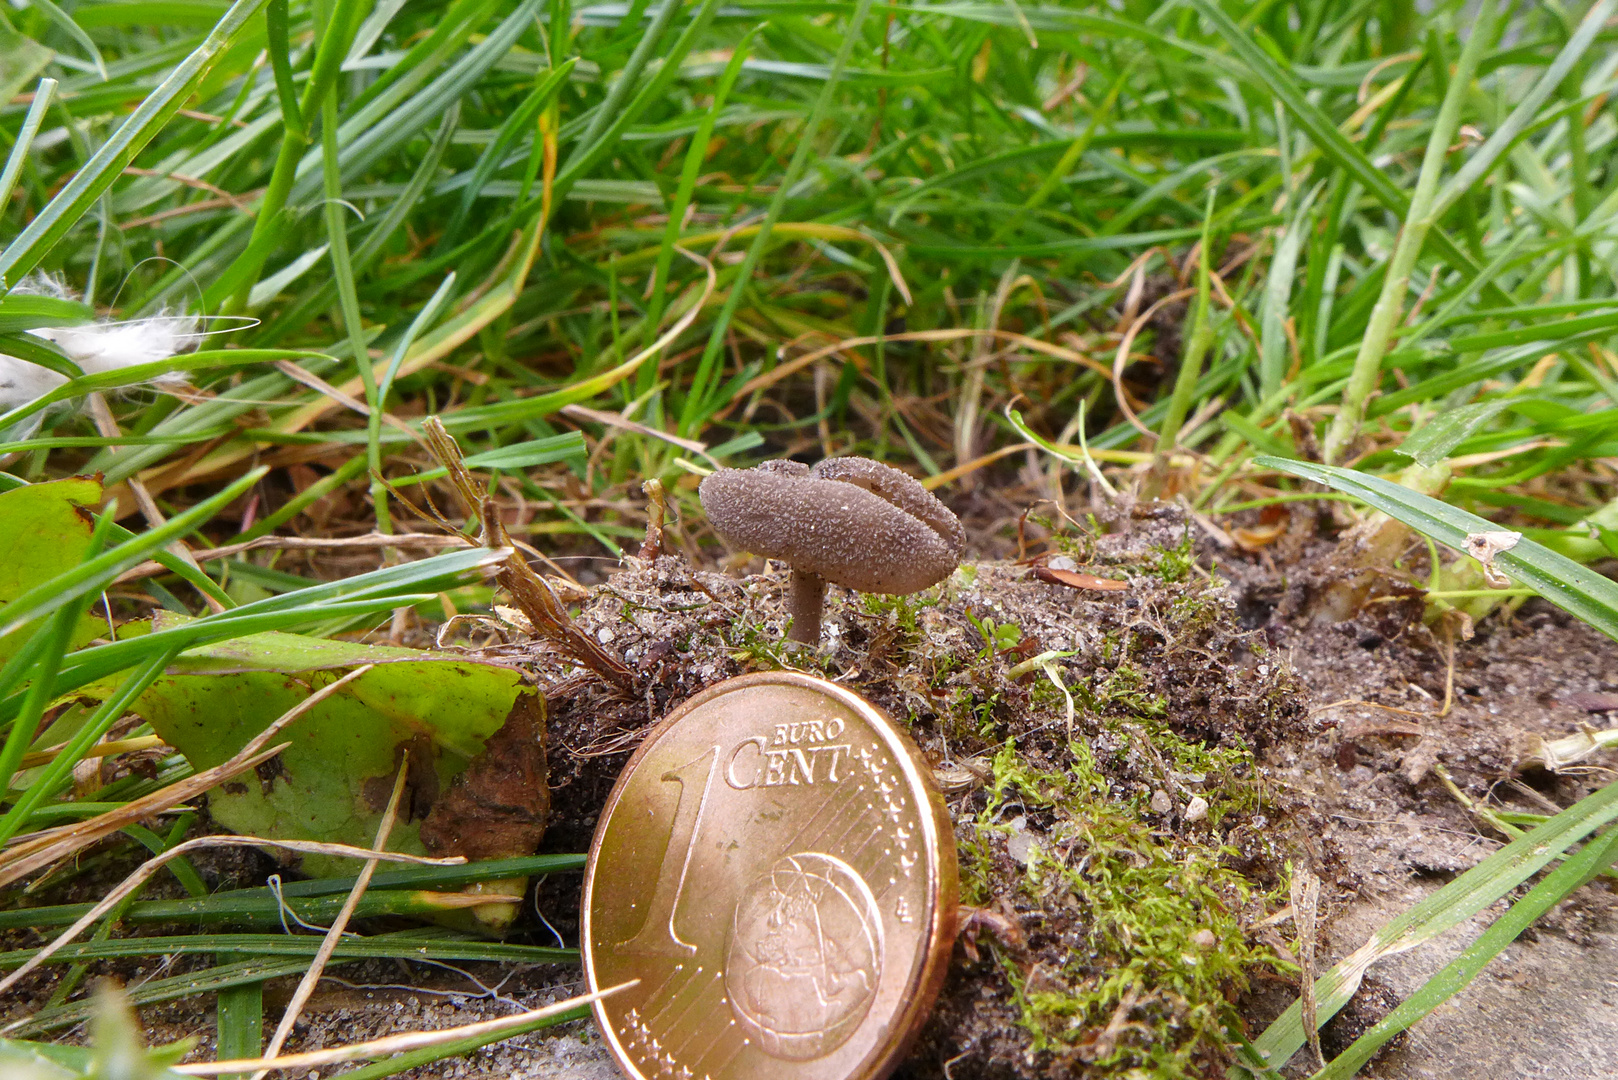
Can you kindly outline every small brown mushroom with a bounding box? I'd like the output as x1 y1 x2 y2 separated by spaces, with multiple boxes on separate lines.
700 456 965 644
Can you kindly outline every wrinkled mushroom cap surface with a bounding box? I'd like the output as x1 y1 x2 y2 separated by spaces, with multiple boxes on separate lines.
700 456 964 594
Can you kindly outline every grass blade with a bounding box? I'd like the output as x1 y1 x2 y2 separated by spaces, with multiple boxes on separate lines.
1309 819 1618 1078
1247 775 1618 1071
678 0 877 434
1319 0 1500 463
0 649 175 847
1186 0 1504 307
1432 0 1617 221
0 0 272 288
1255 457 1618 640
0 78 55 214
225 0 367 310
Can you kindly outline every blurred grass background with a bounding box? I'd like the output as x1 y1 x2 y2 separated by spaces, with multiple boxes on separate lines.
0 0 1613 573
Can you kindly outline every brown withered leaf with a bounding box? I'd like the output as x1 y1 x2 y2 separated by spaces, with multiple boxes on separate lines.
1233 520 1288 552
1031 566 1129 592
420 691 549 861
362 734 440 821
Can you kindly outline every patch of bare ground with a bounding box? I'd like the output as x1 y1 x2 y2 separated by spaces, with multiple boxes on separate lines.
1242 590 1618 1079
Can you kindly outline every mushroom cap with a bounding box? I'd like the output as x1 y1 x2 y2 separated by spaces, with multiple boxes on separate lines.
700 456 964 594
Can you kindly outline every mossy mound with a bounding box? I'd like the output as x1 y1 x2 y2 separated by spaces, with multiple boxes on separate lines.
537 506 1309 1078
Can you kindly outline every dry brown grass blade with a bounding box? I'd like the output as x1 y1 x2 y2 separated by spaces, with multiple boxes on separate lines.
727 326 1115 406
922 442 1036 490
422 418 634 689
0 665 375 889
172 980 638 1075
0 745 282 880
113 533 469 584
254 757 413 1077
0 834 461 1003
561 402 711 458
1291 864 1324 1069
1111 287 1195 441
16 734 165 770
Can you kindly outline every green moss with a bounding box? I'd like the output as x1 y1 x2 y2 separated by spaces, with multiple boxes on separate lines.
1124 717 1259 828
1167 590 1222 638
936 683 1009 742
956 823 996 907
1149 531 1197 584
960 735 1278 1077
862 591 925 634
1028 513 1097 562
724 614 828 672
1086 660 1168 719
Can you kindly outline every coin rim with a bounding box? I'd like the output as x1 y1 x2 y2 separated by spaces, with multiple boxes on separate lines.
583 670 958 1080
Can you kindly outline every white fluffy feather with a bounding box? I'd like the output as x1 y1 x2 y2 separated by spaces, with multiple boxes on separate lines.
0 275 202 412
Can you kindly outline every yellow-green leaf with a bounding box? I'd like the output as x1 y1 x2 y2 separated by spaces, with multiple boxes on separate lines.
131 618 538 878
0 476 105 665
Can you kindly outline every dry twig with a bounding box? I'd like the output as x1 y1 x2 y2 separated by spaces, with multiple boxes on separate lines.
423 419 634 689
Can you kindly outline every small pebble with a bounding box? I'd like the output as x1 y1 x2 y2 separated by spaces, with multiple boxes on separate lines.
1185 795 1209 823
1190 928 1217 949
1006 815 1038 865
1150 789 1172 815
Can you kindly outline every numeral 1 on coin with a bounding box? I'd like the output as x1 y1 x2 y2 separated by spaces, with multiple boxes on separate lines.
616 746 720 956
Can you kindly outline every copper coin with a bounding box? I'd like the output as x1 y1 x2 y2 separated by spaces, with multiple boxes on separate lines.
583 671 957 1080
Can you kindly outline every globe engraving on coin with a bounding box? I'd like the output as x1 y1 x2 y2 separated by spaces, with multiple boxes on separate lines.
583 672 957 1080
726 852 882 1060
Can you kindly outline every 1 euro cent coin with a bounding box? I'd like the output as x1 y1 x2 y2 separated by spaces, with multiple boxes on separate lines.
584 671 958 1080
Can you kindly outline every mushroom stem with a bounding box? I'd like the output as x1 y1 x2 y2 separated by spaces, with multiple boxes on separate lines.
786 569 826 645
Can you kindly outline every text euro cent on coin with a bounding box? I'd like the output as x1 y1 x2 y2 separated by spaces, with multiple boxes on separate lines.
583 672 958 1080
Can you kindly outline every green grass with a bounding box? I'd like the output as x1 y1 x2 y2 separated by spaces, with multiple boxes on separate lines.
4 0 1618 1075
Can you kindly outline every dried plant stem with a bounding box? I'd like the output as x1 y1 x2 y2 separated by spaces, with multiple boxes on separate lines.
1291 864 1324 1069
1110 288 1195 440
16 734 165 770
924 443 1035 492
254 757 412 1077
423 417 634 688
173 981 637 1075
639 478 668 560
